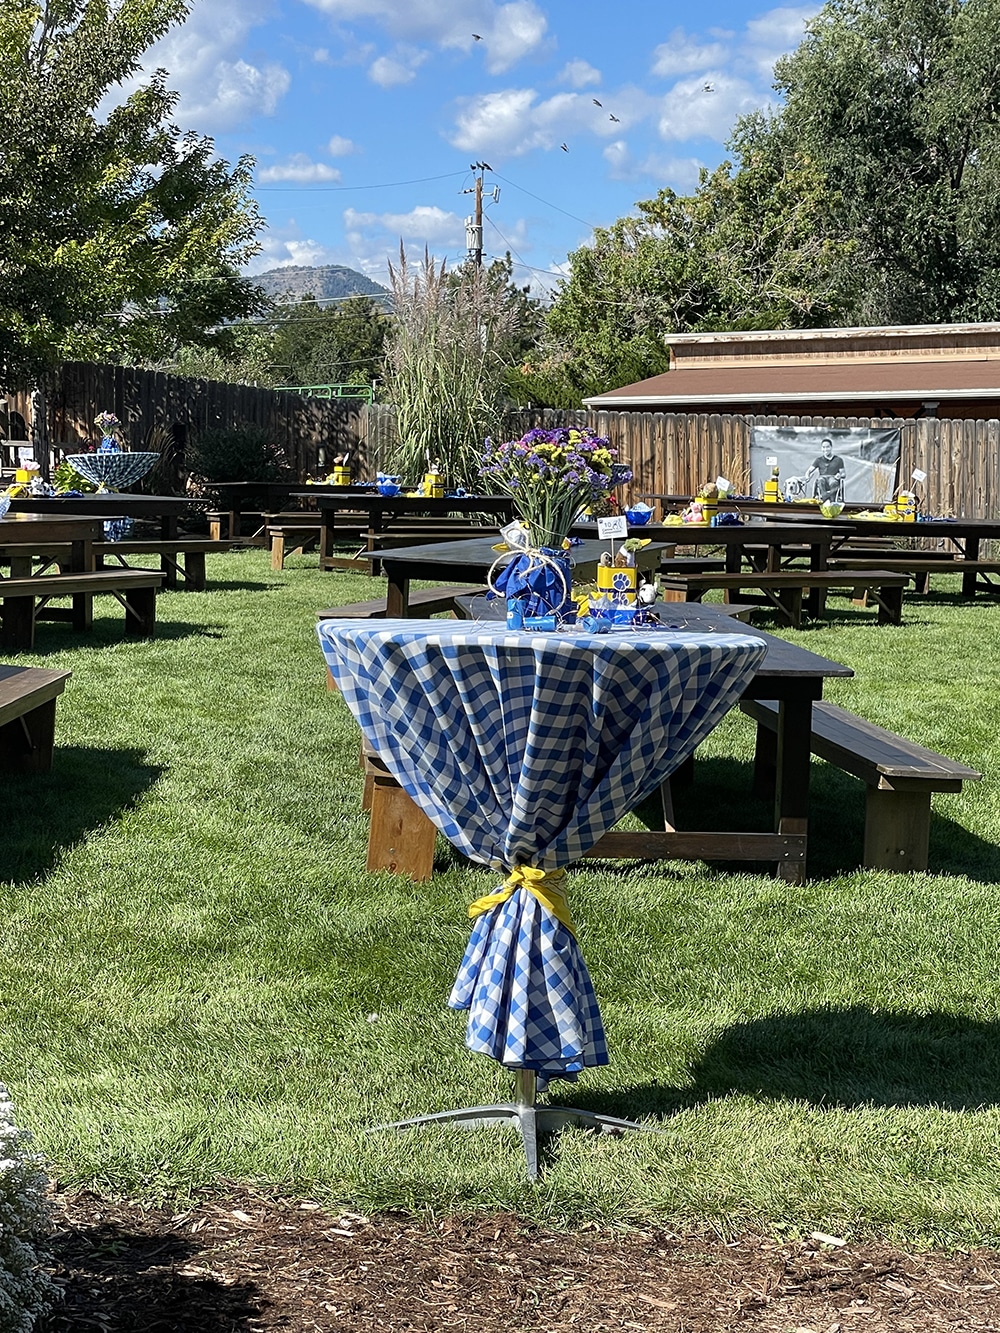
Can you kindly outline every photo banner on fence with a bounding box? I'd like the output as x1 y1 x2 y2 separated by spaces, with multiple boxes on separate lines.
750 426 901 504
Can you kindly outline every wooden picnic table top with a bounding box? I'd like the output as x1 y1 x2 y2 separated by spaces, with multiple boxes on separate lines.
366 535 665 579
8 494 197 518
295 490 514 517
0 512 106 543
573 519 844 546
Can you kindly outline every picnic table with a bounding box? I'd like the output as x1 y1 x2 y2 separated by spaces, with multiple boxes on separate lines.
754 512 1000 597
364 536 665 617
9 494 198 542
295 491 515 571
317 615 767 1178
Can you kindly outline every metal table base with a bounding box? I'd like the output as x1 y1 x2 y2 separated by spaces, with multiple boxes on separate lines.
371 1070 654 1180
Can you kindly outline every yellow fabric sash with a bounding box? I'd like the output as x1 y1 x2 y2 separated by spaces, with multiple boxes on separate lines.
468 864 575 937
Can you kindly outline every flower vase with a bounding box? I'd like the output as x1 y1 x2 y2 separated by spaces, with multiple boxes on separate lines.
493 547 575 623
97 436 120 454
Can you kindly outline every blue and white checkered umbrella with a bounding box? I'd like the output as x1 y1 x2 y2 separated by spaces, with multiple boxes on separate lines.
318 620 765 1079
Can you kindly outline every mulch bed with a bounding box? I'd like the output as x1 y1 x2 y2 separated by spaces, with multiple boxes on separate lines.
37 1186 1000 1332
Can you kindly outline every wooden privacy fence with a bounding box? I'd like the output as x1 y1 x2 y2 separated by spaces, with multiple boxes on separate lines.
6 365 999 518
6 362 369 480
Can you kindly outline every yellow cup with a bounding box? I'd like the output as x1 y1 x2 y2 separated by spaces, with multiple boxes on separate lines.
597 564 637 605
332 465 351 486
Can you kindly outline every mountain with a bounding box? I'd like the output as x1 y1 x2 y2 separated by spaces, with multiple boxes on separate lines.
252 264 391 307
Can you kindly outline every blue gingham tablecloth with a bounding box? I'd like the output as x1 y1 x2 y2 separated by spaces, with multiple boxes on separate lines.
317 619 766 1076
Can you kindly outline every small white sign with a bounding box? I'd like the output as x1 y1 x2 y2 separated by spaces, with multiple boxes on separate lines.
911 468 927 483
766 455 779 467
598 514 628 539
716 475 732 495
17 446 34 464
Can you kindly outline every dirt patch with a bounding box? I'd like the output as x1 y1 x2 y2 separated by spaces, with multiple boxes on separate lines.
37 1187 1000 1332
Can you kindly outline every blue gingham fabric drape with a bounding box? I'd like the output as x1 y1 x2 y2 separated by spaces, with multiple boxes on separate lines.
317 620 766 1074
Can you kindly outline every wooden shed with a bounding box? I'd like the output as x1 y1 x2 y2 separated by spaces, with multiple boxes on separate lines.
584 323 1000 421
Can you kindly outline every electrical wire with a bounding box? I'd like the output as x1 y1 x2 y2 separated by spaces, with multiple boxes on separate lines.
254 170 468 192
491 170 600 231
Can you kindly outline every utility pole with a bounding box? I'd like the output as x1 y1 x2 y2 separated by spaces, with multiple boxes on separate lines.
463 161 494 268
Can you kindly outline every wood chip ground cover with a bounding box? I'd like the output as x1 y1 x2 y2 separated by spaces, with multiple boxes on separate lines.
38 1188 1000 1331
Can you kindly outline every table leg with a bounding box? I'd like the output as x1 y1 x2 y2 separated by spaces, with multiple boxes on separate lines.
807 541 829 618
385 567 410 617
963 536 980 598
319 509 336 571
371 1066 656 1182
774 693 812 884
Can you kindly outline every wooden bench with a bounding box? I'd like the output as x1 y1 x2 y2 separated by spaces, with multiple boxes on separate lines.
0 663 72 773
741 698 980 871
827 556 1000 596
659 569 908 628
317 584 488 621
266 520 323 570
94 539 237 590
1 570 164 651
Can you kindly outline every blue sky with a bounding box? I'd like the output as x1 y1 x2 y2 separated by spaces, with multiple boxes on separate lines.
136 0 820 297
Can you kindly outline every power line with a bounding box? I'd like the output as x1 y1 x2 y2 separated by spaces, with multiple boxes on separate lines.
254 170 467 193
491 171 600 231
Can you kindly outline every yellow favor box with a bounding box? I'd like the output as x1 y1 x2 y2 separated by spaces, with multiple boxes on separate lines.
596 564 637 605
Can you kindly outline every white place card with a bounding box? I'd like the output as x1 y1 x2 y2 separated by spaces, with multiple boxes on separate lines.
598 515 628 539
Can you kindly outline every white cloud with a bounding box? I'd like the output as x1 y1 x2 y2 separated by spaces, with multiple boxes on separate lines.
651 30 731 77
327 135 356 156
602 140 633 179
450 87 643 157
637 154 706 193
300 0 547 72
558 59 601 89
744 4 819 75
369 46 428 86
246 234 339 274
126 0 290 132
345 204 465 247
657 73 769 142
258 154 342 183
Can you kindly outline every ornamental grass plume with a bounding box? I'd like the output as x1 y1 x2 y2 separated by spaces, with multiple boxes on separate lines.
384 248 522 488
481 426 632 549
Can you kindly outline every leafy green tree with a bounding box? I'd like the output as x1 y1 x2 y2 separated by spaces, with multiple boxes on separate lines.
530 144 851 402
0 0 266 390
264 295 390 389
762 0 1000 323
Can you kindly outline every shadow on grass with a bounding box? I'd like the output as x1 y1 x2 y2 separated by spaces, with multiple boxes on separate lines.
618 754 1000 884
38 1217 262 1331
561 1005 1000 1125
15 621 225 657
0 746 163 883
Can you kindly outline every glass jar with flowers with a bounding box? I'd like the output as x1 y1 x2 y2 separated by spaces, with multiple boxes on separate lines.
94 411 124 454
481 426 632 621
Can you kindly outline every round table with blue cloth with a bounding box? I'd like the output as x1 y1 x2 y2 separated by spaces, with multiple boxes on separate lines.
317 619 767 1172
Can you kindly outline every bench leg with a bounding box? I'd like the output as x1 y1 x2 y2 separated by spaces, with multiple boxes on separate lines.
0 699 57 774
72 591 93 632
271 534 286 571
184 551 207 591
159 554 181 591
367 778 437 880
875 584 904 626
2 596 36 651
864 787 931 871
774 586 803 629
123 586 157 637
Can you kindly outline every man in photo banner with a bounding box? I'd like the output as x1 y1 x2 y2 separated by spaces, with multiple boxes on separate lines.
806 438 847 502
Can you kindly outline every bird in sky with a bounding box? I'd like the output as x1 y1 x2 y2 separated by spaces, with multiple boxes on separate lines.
703 82 715 92
592 98 602 107
560 142 569 151
472 32 482 40
609 113 620 122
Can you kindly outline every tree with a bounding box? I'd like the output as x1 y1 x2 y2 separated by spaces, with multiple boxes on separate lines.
762 0 1000 323
531 143 852 401
263 295 390 389
0 0 266 390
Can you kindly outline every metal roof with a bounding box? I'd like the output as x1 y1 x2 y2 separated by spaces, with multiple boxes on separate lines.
584 357 1000 408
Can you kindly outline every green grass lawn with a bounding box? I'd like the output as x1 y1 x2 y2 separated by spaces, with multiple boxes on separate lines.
3 551 1000 1245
